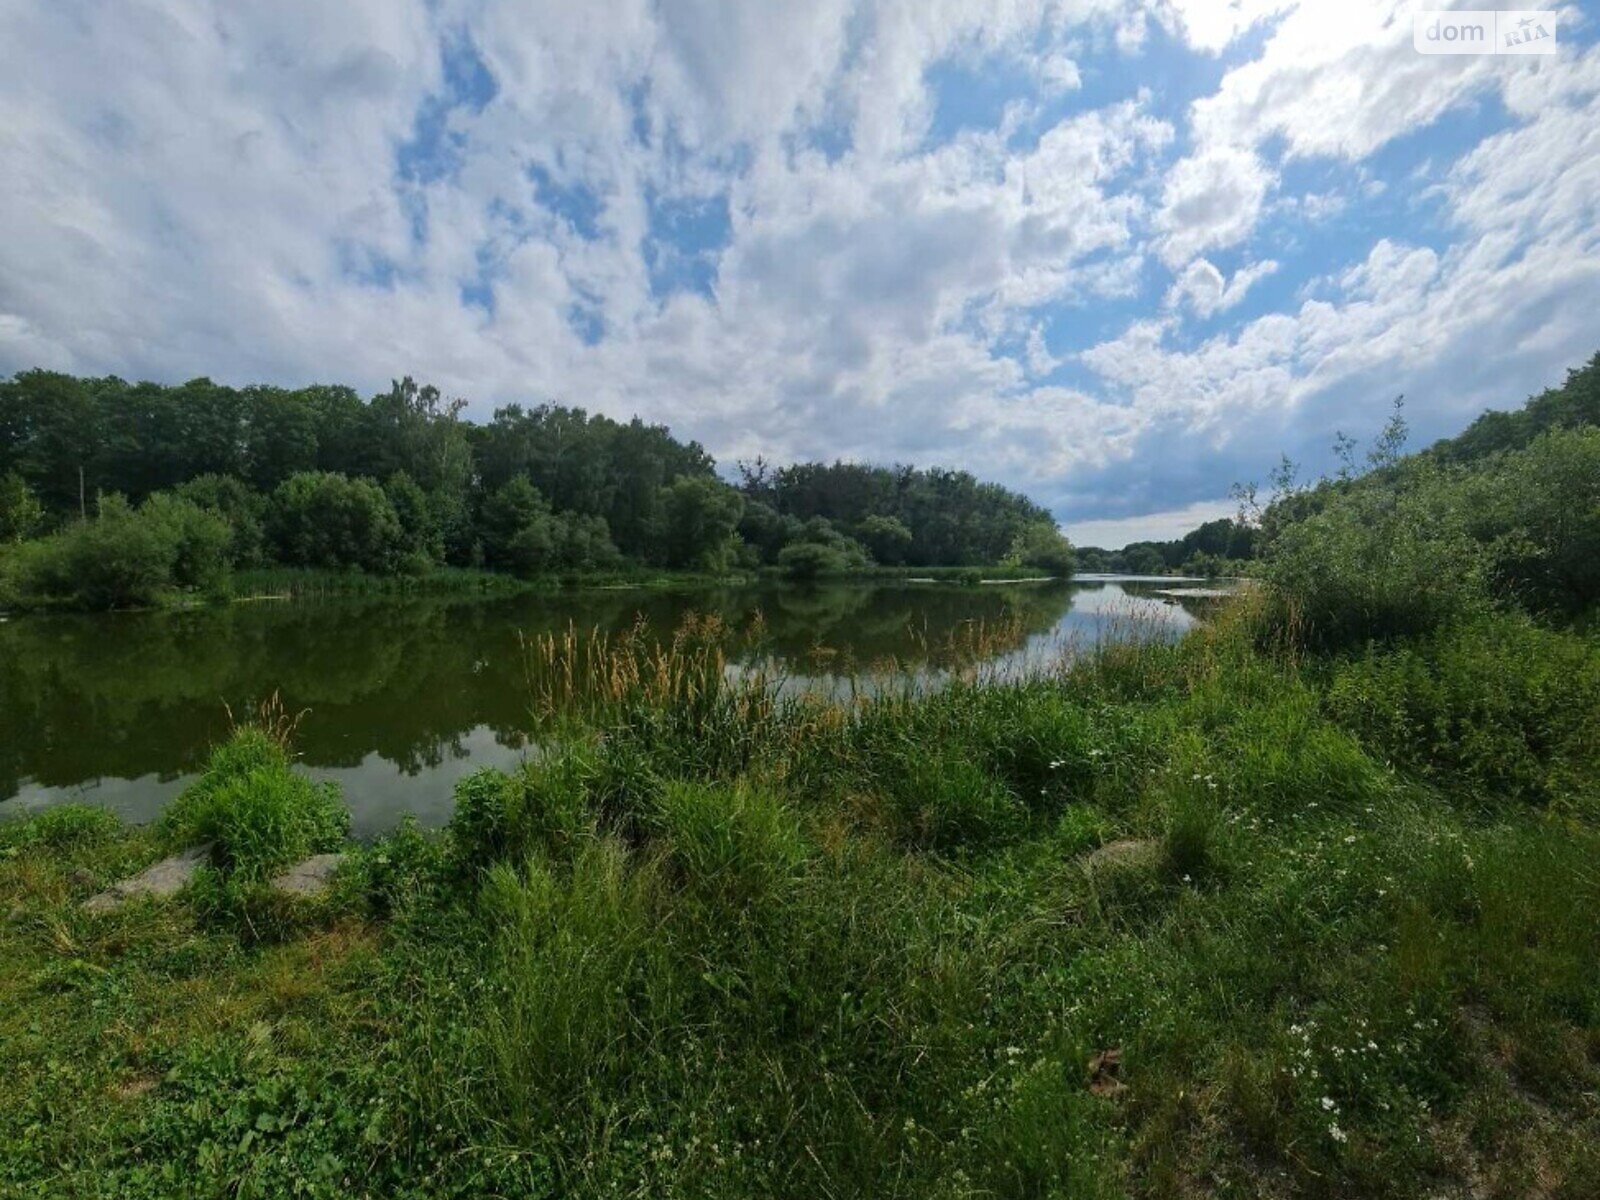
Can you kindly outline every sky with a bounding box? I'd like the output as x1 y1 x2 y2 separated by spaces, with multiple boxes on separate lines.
0 2 1596 547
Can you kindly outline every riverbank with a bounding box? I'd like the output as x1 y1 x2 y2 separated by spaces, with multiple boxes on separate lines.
3 597 1597 1198
0 561 1093 615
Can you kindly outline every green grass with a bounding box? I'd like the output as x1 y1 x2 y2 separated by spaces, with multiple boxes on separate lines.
3 602 1598 1197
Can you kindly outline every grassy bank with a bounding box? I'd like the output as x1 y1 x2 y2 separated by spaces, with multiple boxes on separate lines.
3 598 1598 1198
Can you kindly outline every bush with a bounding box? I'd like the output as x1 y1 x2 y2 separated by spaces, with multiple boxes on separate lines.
1326 615 1600 807
6 496 171 609
1264 464 1490 649
266 471 404 573
447 752 599 877
1005 520 1077 576
1465 427 1600 614
777 540 851 580
138 493 232 594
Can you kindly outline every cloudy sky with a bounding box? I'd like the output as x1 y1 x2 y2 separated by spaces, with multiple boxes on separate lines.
1 1 1596 545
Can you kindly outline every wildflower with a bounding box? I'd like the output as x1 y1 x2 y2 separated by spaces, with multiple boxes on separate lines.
1344 835 1357 845
1329 1123 1347 1143
1320 1097 1337 1111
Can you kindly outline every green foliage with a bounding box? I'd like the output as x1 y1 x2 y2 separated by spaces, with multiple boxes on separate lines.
1326 615 1600 807
175 472 267 566
649 781 809 910
0 470 43 543
383 470 443 566
138 493 232 594
776 539 851 579
654 474 744 571
162 729 347 877
479 477 623 576
1264 461 1490 648
1461 427 1600 613
159 727 348 936
4 803 120 850
855 514 913 565
266 471 405 573
1004 520 1077 575
446 753 598 876
3 491 229 609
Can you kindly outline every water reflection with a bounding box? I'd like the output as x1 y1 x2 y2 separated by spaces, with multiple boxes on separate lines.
0 578 1207 834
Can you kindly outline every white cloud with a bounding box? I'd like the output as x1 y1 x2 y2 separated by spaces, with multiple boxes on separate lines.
1069 497 1240 548
1155 145 1272 267
1164 257 1279 318
0 0 1596 536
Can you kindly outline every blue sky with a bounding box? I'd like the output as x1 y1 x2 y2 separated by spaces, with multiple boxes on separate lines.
0 1 1597 545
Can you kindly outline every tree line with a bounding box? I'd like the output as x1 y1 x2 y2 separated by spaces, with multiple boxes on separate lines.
0 370 1073 608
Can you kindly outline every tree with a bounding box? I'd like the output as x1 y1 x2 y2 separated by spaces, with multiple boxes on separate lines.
479 477 552 573
1004 521 1075 575
857 515 913 565
175 474 266 566
0 472 44 543
655 476 744 571
139 493 232 593
267 472 404 573
384 471 443 569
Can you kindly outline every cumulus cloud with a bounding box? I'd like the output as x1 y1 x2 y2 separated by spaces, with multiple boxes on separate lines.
0 0 1596 543
1164 257 1279 318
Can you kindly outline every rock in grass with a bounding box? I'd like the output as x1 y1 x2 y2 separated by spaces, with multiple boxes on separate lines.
269 853 345 897
1083 838 1157 871
85 844 212 913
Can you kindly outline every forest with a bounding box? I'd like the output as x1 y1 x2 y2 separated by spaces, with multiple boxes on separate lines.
0 371 1073 608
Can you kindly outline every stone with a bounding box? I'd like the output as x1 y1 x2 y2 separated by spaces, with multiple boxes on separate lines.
85 844 211 913
1083 838 1157 872
270 853 345 897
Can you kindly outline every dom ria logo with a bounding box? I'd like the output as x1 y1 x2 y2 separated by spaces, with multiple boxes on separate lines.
1414 10 1557 55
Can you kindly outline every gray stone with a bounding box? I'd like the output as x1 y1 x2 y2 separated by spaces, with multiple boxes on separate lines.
1083 838 1157 872
270 853 345 897
85 844 212 913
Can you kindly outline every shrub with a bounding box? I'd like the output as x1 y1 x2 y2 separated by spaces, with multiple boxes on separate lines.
447 752 599 876
266 471 404 573
1326 615 1600 807
1465 427 1600 614
1264 465 1490 649
777 540 850 579
138 493 232 594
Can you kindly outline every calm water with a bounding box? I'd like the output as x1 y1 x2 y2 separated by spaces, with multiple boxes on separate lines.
0 577 1214 835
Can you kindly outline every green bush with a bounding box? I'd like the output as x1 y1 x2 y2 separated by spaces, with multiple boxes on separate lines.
1465 427 1600 614
0 492 231 609
1264 464 1490 649
1326 615 1600 807
266 471 405 573
776 540 850 579
447 752 599 876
